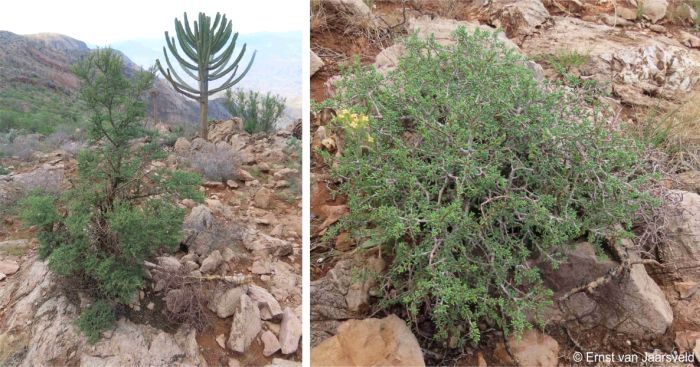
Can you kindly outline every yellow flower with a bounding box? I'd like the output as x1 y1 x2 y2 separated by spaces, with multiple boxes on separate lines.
367 134 374 143
361 115 369 123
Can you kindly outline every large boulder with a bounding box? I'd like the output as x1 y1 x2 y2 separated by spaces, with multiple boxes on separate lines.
228 293 262 353
208 118 243 143
320 0 373 18
311 314 425 367
183 205 213 233
209 286 246 318
543 242 673 337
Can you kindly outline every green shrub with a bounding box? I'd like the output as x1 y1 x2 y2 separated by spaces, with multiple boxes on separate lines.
327 29 655 345
75 300 116 344
224 89 286 133
19 49 203 342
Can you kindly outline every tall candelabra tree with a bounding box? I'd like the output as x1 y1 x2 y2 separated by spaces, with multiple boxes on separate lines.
156 12 256 139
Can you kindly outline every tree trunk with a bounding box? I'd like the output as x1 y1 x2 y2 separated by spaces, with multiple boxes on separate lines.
199 99 208 139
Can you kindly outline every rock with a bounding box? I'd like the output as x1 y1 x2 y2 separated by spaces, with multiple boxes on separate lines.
200 250 223 273
601 14 634 27
0 260 19 275
216 334 227 349
261 330 282 357
648 24 666 33
273 168 297 179
181 253 198 264
641 0 668 23
156 256 183 272
675 281 699 299
221 247 236 262
226 180 239 189
245 231 294 257
209 287 246 318
173 137 191 153
204 180 224 188
228 293 261 353
208 119 242 143
279 308 302 354
493 329 559 367
254 187 274 209
270 260 300 302
0 273 5 281
236 168 256 182
183 205 213 232
680 31 700 49
317 205 349 233
321 0 373 18
249 284 284 321
311 314 424 366
252 258 272 274
653 191 700 283
229 358 241 367
543 241 672 336
616 6 639 20
311 50 324 76
674 3 698 23
488 0 550 41
266 358 301 367
184 260 199 272
334 232 354 252
147 302 155 310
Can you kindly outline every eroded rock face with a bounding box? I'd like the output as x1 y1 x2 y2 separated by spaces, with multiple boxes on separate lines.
279 307 302 354
311 314 425 367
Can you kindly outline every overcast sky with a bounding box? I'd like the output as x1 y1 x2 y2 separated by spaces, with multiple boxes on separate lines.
0 0 304 45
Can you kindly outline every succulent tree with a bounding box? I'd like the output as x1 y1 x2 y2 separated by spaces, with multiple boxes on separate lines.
156 12 256 138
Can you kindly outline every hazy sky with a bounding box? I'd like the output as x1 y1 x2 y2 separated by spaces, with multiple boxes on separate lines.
1 0 304 45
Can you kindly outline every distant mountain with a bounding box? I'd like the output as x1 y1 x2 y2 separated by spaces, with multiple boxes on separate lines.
109 31 302 102
0 30 300 130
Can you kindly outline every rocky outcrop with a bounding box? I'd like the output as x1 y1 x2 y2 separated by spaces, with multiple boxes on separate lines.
520 17 700 107
311 314 425 367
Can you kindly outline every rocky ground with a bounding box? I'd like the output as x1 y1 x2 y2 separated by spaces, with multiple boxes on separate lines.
0 120 301 366
311 0 700 365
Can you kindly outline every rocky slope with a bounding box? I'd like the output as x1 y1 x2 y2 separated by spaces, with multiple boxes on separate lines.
0 30 230 125
310 0 700 365
0 121 301 366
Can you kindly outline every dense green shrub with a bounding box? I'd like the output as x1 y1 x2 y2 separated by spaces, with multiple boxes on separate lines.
224 89 286 133
327 29 655 345
75 300 116 344
19 49 203 341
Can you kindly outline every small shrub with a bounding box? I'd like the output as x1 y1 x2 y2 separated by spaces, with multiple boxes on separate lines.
327 29 655 345
75 300 116 344
224 89 286 134
19 49 203 343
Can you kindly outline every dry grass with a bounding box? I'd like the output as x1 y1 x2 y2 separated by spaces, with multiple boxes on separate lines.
0 332 29 365
653 92 700 172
